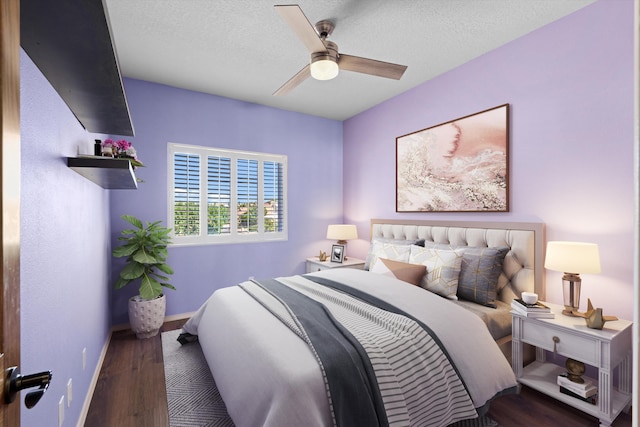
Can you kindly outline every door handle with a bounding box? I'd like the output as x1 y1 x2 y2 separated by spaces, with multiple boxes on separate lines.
5 367 52 409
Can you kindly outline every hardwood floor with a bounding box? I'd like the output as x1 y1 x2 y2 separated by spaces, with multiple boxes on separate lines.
84 320 632 427
84 319 187 427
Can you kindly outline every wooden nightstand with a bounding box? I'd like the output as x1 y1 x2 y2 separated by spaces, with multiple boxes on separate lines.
305 257 365 273
511 302 632 427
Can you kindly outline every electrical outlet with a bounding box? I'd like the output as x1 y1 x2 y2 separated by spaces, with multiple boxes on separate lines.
67 379 72 408
58 396 64 427
82 348 87 370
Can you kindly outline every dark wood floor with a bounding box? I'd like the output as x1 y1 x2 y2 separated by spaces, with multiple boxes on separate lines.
84 319 632 427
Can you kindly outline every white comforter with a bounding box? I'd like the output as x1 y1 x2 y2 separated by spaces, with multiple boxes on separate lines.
183 269 517 427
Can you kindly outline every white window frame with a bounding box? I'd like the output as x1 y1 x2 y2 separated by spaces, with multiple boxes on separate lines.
168 143 288 246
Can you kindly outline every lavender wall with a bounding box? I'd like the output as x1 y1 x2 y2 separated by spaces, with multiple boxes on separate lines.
20 50 112 427
343 0 634 320
108 79 344 325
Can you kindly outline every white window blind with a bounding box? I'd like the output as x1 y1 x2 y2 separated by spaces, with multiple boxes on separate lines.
168 143 287 245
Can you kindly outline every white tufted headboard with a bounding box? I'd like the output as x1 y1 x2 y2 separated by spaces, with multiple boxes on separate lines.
370 219 545 303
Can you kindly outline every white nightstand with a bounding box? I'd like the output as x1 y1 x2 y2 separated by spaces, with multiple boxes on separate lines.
511 301 632 427
305 257 365 273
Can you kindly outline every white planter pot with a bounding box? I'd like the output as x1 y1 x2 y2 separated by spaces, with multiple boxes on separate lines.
128 294 166 339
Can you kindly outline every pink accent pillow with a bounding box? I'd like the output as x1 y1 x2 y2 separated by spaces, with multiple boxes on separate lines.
370 258 426 286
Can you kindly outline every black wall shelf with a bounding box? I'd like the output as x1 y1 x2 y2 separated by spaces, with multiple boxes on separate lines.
67 157 138 189
22 0 135 136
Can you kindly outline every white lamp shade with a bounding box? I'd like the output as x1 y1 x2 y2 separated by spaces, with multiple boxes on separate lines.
544 241 601 274
326 224 358 241
310 58 339 80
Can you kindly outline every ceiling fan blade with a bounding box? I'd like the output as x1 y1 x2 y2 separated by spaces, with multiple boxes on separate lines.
273 64 311 96
275 5 327 53
338 54 407 80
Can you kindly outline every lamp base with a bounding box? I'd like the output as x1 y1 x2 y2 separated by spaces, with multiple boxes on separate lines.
561 274 581 317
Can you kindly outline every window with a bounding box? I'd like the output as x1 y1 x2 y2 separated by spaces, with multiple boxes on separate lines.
169 143 287 245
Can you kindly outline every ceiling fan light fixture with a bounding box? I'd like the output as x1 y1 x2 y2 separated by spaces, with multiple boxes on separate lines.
310 59 339 80
310 55 339 81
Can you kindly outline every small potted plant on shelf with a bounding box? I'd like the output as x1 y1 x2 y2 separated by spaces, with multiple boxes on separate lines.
112 214 175 339
101 138 144 169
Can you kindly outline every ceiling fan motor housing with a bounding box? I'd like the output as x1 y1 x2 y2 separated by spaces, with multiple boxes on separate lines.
315 20 335 38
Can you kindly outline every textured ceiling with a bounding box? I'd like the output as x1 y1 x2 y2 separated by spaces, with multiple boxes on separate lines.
104 0 596 121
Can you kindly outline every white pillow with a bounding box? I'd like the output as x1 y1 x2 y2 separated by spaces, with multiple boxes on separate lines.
409 245 464 299
365 241 411 270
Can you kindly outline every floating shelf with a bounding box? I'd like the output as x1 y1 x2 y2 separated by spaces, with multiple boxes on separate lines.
67 157 138 189
22 0 134 136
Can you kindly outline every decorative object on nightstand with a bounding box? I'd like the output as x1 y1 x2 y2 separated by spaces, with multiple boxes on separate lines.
565 358 586 383
326 224 358 259
521 291 538 304
331 244 345 263
572 298 618 330
318 250 328 261
544 241 601 316
510 298 554 318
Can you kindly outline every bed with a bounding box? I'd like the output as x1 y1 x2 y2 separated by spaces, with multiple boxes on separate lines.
366 219 545 360
182 219 545 427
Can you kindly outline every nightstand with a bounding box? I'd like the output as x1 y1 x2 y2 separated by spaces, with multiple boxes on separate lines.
305 257 365 273
512 301 632 427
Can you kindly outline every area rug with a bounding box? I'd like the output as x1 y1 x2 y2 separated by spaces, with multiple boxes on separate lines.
162 329 497 427
162 329 234 426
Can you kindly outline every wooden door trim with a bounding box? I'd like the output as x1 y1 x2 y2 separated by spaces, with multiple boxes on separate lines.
0 0 21 424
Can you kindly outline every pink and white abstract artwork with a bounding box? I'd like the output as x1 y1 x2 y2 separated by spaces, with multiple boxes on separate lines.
396 104 509 212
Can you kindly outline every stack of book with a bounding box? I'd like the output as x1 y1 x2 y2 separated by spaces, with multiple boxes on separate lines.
557 373 598 404
510 298 554 318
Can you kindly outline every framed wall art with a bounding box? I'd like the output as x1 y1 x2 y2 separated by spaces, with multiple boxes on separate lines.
396 104 509 212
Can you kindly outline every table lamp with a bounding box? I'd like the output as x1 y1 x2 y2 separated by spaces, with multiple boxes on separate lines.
544 241 601 316
326 224 358 260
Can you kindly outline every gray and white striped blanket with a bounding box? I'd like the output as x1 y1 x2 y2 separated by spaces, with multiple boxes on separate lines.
239 275 478 427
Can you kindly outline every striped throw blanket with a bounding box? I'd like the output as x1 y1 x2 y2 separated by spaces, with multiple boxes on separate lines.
239 275 478 427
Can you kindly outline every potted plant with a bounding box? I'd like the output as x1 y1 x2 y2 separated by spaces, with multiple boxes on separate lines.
112 214 175 339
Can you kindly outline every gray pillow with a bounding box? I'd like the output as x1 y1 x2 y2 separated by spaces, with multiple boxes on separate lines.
456 247 509 308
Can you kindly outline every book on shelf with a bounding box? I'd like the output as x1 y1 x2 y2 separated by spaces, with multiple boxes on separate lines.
512 298 550 311
559 386 597 404
510 301 555 318
557 374 597 397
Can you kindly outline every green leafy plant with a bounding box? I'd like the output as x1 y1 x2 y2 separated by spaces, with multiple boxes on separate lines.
113 214 175 300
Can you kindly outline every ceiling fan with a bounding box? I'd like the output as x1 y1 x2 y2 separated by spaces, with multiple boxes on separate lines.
273 4 408 96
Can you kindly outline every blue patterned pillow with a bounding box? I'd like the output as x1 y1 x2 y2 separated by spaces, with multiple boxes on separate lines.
456 247 509 308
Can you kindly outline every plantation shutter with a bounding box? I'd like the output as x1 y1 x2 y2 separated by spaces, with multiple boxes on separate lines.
264 160 284 233
207 156 231 235
237 159 259 234
173 152 200 236
169 143 287 245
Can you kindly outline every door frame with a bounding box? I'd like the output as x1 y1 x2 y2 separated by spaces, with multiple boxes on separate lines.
0 0 22 425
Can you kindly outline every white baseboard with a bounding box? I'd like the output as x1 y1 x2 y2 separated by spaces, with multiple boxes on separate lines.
111 311 195 332
76 329 113 427
166 311 196 323
74 311 195 426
